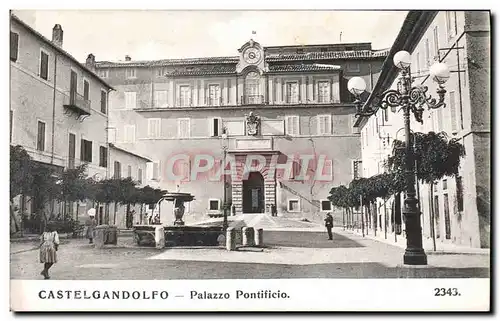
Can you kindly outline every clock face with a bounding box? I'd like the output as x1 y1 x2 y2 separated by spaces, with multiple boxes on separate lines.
243 47 262 64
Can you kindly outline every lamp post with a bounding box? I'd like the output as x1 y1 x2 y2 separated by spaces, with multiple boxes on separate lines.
221 127 229 231
348 50 450 265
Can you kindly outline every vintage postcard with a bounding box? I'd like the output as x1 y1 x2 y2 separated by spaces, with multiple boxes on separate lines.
9 8 491 312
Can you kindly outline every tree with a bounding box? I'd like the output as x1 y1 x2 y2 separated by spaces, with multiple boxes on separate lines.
386 131 465 249
57 164 93 221
10 145 34 233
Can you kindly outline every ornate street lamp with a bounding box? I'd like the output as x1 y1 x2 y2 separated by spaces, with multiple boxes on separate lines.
348 50 450 265
220 127 229 231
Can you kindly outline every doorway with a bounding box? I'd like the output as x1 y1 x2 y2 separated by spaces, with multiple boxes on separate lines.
242 172 265 213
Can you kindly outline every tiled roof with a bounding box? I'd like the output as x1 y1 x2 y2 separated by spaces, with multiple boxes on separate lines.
95 49 389 68
96 56 239 68
266 64 342 73
266 49 390 62
166 65 236 76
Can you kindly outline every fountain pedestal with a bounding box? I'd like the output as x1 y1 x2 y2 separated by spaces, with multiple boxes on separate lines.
163 192 195 226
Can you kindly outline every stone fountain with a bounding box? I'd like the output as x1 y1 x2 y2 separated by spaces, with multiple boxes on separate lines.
162 192 195 226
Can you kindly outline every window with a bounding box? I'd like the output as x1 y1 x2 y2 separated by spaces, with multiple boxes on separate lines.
321 200 332 212
178 118 190 138
113 161 121 178
433 26 440 61
446 11 457 39
209 199 220 211
456 176 464 212
347 62 360 72
154 90 168 108
433 195 440 239
287 199 300 212
443 193 451 239
323 159 333 181
156 68 165 77
285 116 299 136
152 161 160 181
37 121 46 151
424 38 430 68
100 90 107 114
179 86 191 106
138 168 143 184
286 82 299 104
10 110 13 142
40 50 49 80
436 107 444 132
245 72 260 103
68 133 76 169
124 125 136 143
208 84 221 106
353 160 362 179
318 81 331 103
99 146 107 168
449 91 458 134
97 69 109 78
10 32 19 62
147 119 161 138
125 92 137 109
317 115 332 135
80 139 93 163
127 165 132 178
70 70 78 103
415 53 421 73
82 79 89 102
125 68 136 79
211 118 221 137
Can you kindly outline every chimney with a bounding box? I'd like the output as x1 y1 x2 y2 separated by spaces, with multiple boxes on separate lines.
86 53 96 71
125 55 131 61
52 24 63 47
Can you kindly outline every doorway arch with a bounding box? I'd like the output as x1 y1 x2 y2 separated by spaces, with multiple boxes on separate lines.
242 171 265 213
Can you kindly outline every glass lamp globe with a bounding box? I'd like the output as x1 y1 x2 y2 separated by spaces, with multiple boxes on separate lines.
429 62 450 84
393 50 412 69
347 77 366 96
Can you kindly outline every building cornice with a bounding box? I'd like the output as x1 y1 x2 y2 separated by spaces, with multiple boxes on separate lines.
133 103 355 112
354 10 439 129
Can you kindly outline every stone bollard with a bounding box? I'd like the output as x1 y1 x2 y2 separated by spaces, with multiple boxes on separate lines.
94 225 106 249
254 228 264 247
226 227 236 251
155 226 165 249
242 227 255 247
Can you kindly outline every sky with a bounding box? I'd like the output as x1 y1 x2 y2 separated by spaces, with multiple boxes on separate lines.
13 10 408 63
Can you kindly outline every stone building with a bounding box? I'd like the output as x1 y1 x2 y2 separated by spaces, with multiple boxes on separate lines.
355 11 490 248
95 40 389 225
10 14 113 223
10 14 151 229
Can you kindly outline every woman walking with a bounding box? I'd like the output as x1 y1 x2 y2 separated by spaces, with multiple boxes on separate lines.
85 208 97 244
39 223 60 279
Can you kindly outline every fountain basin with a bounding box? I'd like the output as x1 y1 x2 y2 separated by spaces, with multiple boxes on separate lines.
133 225 223 247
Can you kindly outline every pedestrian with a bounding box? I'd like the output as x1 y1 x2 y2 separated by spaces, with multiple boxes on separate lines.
324 212 334 240
85 208 97 244
39 223 60 280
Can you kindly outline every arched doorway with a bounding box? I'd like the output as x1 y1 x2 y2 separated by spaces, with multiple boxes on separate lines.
242 172 265 213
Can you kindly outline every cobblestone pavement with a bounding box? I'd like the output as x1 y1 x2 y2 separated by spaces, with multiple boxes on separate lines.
10 230 490 280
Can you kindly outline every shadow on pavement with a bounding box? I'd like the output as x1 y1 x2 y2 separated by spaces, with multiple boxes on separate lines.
264 231 364 248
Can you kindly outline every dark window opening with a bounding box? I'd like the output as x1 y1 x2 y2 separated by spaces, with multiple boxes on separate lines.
80 139 92 163
99 146 108 168
10 32 19 62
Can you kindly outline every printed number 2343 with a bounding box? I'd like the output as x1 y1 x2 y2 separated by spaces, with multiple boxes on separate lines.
434 288 461 296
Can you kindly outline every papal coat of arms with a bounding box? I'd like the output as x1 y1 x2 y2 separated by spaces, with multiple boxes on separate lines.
245 111 260 136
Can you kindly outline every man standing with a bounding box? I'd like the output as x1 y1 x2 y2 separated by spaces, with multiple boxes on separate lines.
324 212 334 240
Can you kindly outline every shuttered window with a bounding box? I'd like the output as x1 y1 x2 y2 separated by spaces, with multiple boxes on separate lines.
148 119 161 138
10 32 19 62
285 116 299 136
178 118 190 138
37 121 46 151
40 50 49 80
100 90 107 114
317 115 332 135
